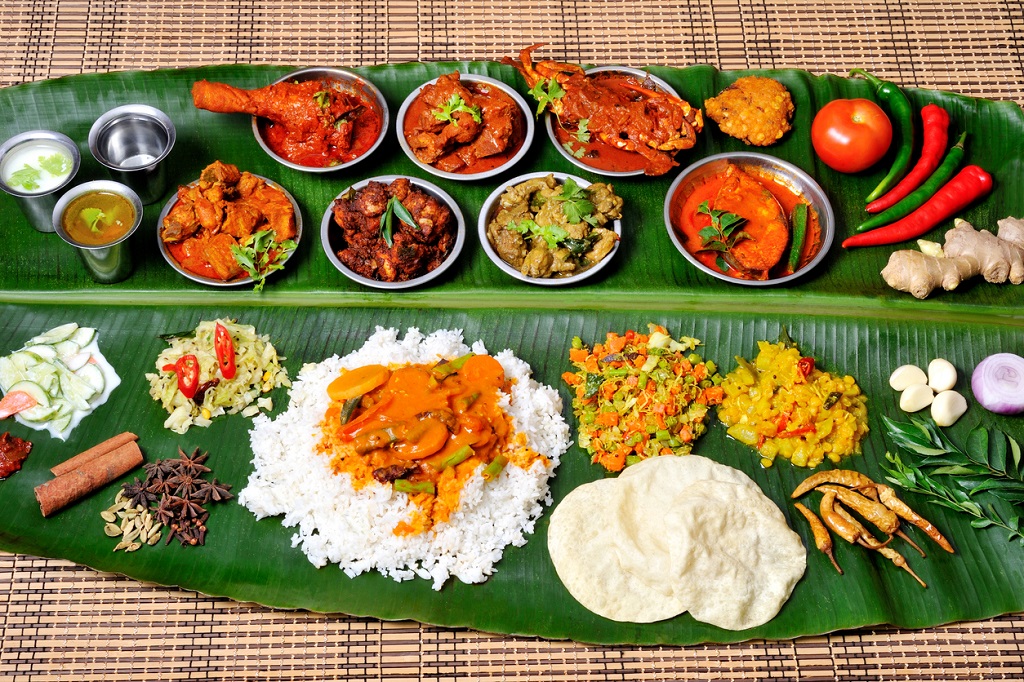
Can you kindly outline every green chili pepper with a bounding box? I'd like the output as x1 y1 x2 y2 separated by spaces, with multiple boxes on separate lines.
850 69 915 203
856 131 966 233
787 203 809 271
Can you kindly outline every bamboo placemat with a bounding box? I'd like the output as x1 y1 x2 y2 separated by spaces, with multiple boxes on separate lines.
2 1 1024 680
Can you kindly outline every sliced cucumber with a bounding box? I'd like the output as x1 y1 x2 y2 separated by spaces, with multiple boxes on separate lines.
19 403 59 423
23 344 58 361
68 327 96 347
52 340 81 360
8 351 39 372
28 323 78 346
25 361 58 391
75 363 105 395
0 356 24 392
50 412 73 433
63 352 91 372
7 380 50 408
59 371 96 410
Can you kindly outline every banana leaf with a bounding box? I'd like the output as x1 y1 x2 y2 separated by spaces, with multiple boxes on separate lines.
0 63 1022 646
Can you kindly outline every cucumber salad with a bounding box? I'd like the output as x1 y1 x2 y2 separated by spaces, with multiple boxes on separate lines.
0 323 120 440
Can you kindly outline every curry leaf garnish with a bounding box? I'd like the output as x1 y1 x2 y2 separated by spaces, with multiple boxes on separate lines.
882 416 1024 503
695 201 751 268
575 118 591 143
230 229 297 292
507 219 569 250
555 178 597 226
433 93 482 125
883 451 1024 545
378 196 418 248
528 77 565 117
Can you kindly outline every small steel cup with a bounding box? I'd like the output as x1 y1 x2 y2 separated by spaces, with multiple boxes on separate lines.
52 180 143 283
88 105 175 204
0 130 80 233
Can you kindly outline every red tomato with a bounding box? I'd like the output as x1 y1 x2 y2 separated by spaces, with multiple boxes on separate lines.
811 99 893 173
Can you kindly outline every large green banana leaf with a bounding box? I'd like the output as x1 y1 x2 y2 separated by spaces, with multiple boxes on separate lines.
0 63 1022 646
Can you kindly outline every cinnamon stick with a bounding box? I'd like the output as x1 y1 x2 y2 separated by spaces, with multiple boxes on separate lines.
35 441 143 517
50 432 138 477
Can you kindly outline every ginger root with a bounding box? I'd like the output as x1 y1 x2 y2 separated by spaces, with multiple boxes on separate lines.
881 217 1024 299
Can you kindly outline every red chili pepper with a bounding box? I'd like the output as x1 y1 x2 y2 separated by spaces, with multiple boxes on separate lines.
779 425 817 438
866 104 950 213
175 354 200 400
214 323 237 380
842 165 993 249
797 357 815 378
162 363 177 373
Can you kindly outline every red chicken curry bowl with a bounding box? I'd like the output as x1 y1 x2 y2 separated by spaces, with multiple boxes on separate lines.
396 73 534 181
663 152 835 286
248 67 389 173
319 175 466 290
546 66 687 178
156 171 302 287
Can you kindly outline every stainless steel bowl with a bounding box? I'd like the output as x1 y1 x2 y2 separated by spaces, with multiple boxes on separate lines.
396 74 534 181
478 171 623 286
320 175 466 290
156 175 302 287
663 152 835 286
545 66 681 178
52 180 143 283
88 104 176 204
0 130 81 232
252 67 389 173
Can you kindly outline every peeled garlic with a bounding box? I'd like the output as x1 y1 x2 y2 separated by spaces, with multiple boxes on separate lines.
931 390 968 427
928 358 957 392
900 383 935 412
890 364 928 391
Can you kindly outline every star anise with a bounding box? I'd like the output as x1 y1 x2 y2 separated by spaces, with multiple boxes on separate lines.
154 494 182 527
121 477 158 509
175 448 211 476
166 471 203 499
143 458 177 481
192 478 234 504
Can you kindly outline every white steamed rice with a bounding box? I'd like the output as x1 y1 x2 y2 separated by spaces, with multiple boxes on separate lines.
238 327 570 589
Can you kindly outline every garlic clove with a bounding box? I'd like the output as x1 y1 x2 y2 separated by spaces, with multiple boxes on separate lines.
890 364 928 391
928 358 958 392
900 383 935 412
931 390 968 427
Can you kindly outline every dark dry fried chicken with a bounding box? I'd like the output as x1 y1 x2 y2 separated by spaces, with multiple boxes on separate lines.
704 76 795 146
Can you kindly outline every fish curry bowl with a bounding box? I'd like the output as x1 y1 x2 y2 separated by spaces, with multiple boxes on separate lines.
192 67 389 173
663 152 834 286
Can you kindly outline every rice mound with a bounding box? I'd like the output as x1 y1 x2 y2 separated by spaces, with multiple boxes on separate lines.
239 327 571 589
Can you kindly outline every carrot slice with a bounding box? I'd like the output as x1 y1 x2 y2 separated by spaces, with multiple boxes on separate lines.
459 355 505 387
327 365 390 401
0 391 38 419
394 419 450 460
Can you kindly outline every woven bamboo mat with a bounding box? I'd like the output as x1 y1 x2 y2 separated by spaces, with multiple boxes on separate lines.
2 1 1024 680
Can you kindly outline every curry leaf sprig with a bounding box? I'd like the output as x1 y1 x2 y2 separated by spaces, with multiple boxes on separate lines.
883 451 1024 545
882 416 1024 504
378 196 418 248
528 77 565 117
230 229 297 293
433 94 482 125
695 201 751 272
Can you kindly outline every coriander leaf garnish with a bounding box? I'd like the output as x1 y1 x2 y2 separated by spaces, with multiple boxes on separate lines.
507 219 569 250
528 77 565 117
562 141 586 159
8 166 41 191
378 196 418 248
575 118 591 143
80 207 106 233
38 153 70 176
433 93 482 125
229 229 297 292
555 178 597 226
695 201 751 270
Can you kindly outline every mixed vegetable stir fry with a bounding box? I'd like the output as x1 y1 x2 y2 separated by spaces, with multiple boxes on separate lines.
563 324 723 472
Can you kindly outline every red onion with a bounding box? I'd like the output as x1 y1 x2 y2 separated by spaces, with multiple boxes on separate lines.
971 353 1024 414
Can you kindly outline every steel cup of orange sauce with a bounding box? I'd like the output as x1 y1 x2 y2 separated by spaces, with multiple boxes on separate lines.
52 180 143 283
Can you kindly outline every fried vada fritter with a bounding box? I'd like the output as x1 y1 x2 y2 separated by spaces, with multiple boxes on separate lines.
704 76 794 146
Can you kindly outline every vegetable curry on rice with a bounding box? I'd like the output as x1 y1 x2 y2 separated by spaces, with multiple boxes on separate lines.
317 354 546 535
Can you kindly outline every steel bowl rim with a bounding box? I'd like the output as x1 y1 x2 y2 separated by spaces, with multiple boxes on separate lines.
52 180 144 249
156 174 303 287
477 170 623 287
87 104 177 171
250 67 390 174
395 73 535 181
662 151 835 287
0 130 81 198
545 66 681 178
320 174 466 290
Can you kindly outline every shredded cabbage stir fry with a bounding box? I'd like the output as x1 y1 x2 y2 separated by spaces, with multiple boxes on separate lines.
563 324 724 472
146 319 290 434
